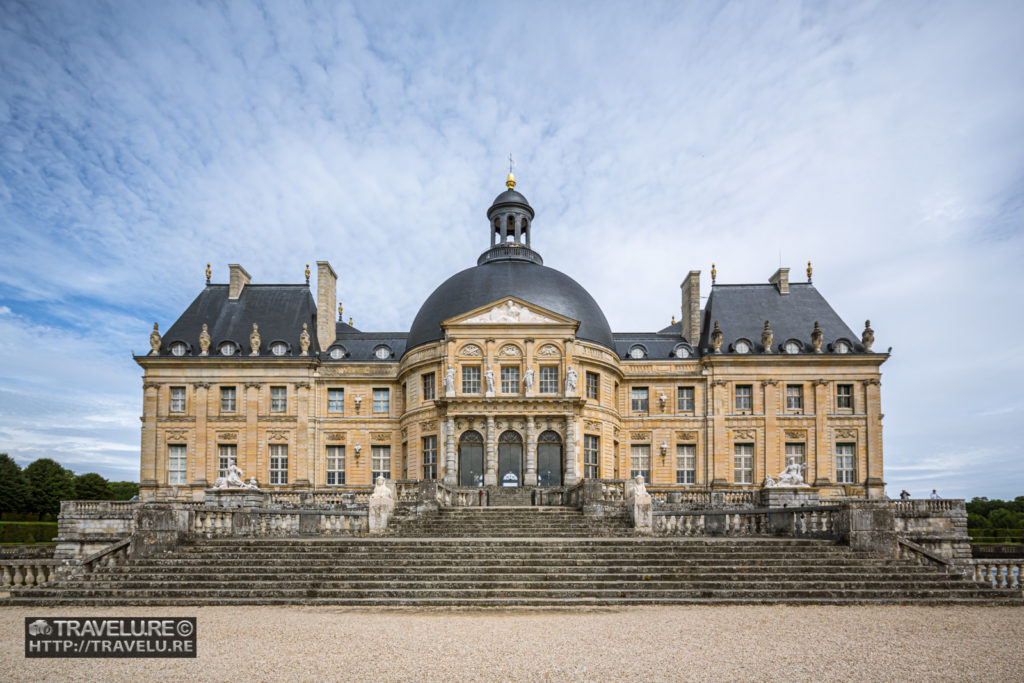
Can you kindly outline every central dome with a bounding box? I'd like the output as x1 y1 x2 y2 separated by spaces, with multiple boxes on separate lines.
406 259 615 352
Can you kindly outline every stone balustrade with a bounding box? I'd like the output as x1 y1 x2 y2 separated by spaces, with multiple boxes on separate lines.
653 506 839 538
890 499 958 514
962 560 1024 591
0 560 60 588
191 509 368 537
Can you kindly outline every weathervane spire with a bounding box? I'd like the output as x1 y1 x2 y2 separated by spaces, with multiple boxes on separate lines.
506 153 516 189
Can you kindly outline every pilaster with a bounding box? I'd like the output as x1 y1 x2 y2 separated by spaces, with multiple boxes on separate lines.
140 382 159 488
294 382 311 486
813 379 830 485
762 379 779 480
444 417 457 485
244 382 261 483
192 383 210 487
710 379 728 484
524 415 537 485
484 415 497 485
564 415 578 485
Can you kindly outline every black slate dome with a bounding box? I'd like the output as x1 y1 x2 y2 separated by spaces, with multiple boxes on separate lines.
406 259 615 352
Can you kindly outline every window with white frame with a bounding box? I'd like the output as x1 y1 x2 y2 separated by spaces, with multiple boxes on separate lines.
501 366 520 394
371 445 391 481
584 435 600 479
326 445 345 485
586 371 600 400
677 386 694 412
630 443 651 482
422 373 435 401
735 385 752 412
786 385 804 412
836 384 853 410
836 443 856 483
462 366 481 394
631 387 649 413
422 435 437 480
218 444 237 479
372 388 389 414
170 386 186 413
269 444 288 484
168 444 187 485
539 366 558 394
676 444 696 484
220 386 236 413
785 442 806 468
734 443 753 484
328 388 344 413
271 386 287 412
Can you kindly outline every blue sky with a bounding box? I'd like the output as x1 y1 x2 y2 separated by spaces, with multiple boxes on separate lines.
1 1 1022 498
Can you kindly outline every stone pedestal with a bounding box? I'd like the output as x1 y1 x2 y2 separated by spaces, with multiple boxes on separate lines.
760 488 820 508
204 489 264 509
837 500 896 555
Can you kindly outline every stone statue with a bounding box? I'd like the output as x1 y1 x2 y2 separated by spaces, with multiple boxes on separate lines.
371 475 394 501
299 323 311 356
711 321 723 353
248 477 258 487
524 368 535 392
249 323 261 356
811 321 823 354
485 368 495 394
213 464 259 490
762 473 776 488
862 320 874 352
565 367 578 395
772 462 809 487
149 323 161 356
444 365 456 395
632 474 648 498
198 323 211 356
761 320 773 353
368 475 395 534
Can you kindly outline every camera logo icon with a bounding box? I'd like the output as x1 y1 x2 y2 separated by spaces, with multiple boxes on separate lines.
28 619 52 636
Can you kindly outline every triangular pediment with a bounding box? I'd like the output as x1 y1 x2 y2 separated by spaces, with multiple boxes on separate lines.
443 297 578 327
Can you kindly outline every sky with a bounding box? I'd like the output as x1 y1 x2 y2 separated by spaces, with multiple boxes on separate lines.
1 0 1022 499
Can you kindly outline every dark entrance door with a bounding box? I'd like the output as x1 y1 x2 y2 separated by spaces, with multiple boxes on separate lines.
497 430 523 487
537 430 563 487
458 430 484 487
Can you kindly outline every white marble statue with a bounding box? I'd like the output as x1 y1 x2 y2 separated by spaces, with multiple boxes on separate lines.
771 462 809 487
564 367 578 395
370 475 394 502
368 475 395 534
762 473 777 488
485 368 496 394
213 464 259 490
444 365 456 395
524 368 535 392
632 474 648 498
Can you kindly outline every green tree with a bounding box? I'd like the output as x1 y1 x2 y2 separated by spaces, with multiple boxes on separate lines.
74 472 113 500
23 458 75 519
0 453 30 513
967 512 991 529
109 481 140 500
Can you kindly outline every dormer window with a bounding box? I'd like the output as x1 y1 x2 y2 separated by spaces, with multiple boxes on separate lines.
219 342 236 356
329 346 346 360
374 345 392 360
784 340 801 354
733 340 751 354
673 344 691 359
628 345 647 360
169 342 187 357
271 342 288 356
834 340 850 354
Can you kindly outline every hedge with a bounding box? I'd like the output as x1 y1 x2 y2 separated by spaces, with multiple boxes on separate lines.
968 528 1024 543
0 521 58 544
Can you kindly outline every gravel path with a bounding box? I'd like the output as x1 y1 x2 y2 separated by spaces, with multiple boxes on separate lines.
3 605 1022 681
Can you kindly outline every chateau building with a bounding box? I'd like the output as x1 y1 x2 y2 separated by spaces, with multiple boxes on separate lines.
136 176 887 501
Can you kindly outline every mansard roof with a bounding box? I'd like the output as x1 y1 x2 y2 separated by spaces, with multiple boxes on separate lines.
322 330 408 362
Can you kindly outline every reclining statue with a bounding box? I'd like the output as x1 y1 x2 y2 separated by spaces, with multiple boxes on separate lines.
213 463 259 490
764 462 809 488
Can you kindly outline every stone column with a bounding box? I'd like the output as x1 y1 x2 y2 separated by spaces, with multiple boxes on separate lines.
525 415 537 485
863 378 883 497
524 338 535 397
484 415 497 486
710 380 728 485
244 383 261 484
140 382 159 492
444 417 457 485
762 380 778 480
813 379 830 485
294 382 311 487
564 415 578 485
192 383 210 489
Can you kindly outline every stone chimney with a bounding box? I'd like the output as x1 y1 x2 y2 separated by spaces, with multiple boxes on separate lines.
317 261 338 350
769 267 790 295
228 264 251 300
679 270 701 342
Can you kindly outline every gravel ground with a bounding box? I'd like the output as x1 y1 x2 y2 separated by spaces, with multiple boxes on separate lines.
2 605 1023 682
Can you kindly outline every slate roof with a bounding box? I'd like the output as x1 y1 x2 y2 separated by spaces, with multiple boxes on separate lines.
158 285 318 357
321 329 408 362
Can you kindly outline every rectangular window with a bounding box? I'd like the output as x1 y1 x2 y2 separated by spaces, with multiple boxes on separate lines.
735 385 752 412
584 435 600 479
170 386 186 413
168 444 187 485
676 444 696 484
734 443 754 484
631 387 649 413
422 435 438 480
630 444 651 482
326 445 345 485
462 366 481 394
372 445 391 481
586 371 600 400
677 386 694 412
271 386 287 413
785 442 806 468
539 366 558 394
501 366 520 394
220 386 236 413
372 388 389 414
218 444 237 479
328 388 344 413
836 384 853 410
786 385 803 411
269 443 288 484
836 443 856 483
422 373 435 401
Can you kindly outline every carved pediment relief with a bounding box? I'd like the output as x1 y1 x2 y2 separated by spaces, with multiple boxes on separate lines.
536 344 560 357
371 432 391 442
165 429 188 441
444 297 578 328
498 344 522 357
784 429 807 440
835 428 858 439
676 431 698 441
733 429 757 440
630 431 651 441
216 431 238 441
325 432 346 442
459 344 483 357
268 430 289 442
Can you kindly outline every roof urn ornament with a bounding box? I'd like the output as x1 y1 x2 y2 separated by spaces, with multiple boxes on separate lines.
199 324 211 356
249 323 261 356
299 323 311 356
711 263 717 284
338 301 343 322
806 260 813 283
149 323 161 356
205 262 211 285
862 320 874 352
811 321 823 354
761 320 773 353
305 263 310 285
710 321 723 353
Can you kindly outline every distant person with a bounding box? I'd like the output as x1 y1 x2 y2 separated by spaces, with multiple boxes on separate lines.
899 490 910 500
930 489 941 499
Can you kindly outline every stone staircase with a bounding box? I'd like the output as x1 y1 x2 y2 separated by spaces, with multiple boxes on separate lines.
7 507 1021 606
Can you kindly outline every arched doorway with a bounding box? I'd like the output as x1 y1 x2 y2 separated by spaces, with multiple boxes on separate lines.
458 430 484 487
497 430 523 487
537 430 563 487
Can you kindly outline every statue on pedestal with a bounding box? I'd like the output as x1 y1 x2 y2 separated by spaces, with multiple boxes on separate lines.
213 464 259 490
524 368 535 393
565 367 578 395
485 368 495 394
444 365 456 395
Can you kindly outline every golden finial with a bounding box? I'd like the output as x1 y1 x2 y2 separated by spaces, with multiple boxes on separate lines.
205 262 211 285
348 316 354 327
711 263 717 284
338 301 343 321
806 260 813 283
506 153 516 189
671 315 676 325
305 263 310 284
